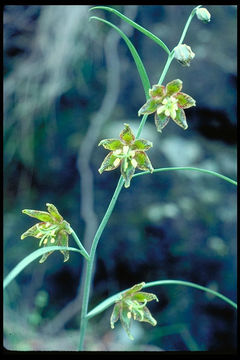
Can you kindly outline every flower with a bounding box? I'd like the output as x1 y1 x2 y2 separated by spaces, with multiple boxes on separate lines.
98 123 154 188
21 203 72 263
138 79 196 132
110 282 159 340
196 8 211 23
173 44 195 67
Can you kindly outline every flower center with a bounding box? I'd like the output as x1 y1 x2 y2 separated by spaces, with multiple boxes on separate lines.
157 96 178 119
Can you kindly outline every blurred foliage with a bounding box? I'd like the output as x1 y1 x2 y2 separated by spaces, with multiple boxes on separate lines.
3 5 237 351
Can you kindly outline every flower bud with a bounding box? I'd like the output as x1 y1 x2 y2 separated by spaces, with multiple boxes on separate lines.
173 44 195 67
196 8 211 23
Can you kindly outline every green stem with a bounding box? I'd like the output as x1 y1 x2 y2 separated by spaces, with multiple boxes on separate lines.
70 229 90 261
133 166 238 186
178 5 202 46
78 176 124 350
78 5 207 350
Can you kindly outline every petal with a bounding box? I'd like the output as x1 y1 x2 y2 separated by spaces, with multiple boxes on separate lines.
166 79 182 96
141 306 157 326
119 123 135 145
120 158 135 188
138 98 159 116
22 209 53 223
132 292 159 303
132 139 153 151
175 92 196 109
98 139 123 151
58 230 69 262
154 112 170 133
134 151 154 173
120 304 134 340
149 84 165 98
98 152 121 174
123 282 145 298
20 223 43 239
173 108 188 129
110 302 121 329
39 248 54 263
46 203 63 222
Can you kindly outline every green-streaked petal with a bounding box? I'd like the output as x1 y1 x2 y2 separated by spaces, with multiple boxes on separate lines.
98 139 123 150
132 139 153 151
46 203 63 222
21 223 43 240
110 302 121 329
123 282 145 298
39 248 54 263
98 152 121 174
149 84 165 98
154 112 170 133
58 230 69 262
138 98 158 116
173 108 188 129
22 209 53 223
166 79 182 96
120 123 135 145
132 292 159 303
175 92 196 109
120 304 134 340
134 151 154 173
121 159 135 188
141 306 157 326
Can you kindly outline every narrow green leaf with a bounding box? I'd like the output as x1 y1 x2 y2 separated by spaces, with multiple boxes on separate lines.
86 279 237 320
89 16 150 100
3 246 83 289
89 6 171 55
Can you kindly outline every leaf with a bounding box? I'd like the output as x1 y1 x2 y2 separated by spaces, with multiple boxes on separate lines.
89 16 150 100
166 79 183 96
3 246 84 289
175 92 196 109
89 7 171 55
98 139 123 150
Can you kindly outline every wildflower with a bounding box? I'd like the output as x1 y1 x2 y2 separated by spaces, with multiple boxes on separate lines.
173 44 195 67
138 79 196 132
21 203 72 263
110 282 159 340
196 8 211 23
98 123 154 188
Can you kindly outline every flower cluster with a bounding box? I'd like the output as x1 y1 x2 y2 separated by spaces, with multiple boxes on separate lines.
138 79 196 132
110 282 159 340
21 203 72 263
98 123 154 188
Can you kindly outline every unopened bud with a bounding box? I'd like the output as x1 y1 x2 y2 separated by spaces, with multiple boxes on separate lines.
173 44 195 67
196 8 211 23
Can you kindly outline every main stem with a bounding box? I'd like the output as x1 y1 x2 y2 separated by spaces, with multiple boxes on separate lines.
78 6 201 350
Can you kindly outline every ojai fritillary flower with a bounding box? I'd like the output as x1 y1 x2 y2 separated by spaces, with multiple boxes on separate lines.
98 123 154 188
21 203 72 263
110 282 159 340
138 79 196 132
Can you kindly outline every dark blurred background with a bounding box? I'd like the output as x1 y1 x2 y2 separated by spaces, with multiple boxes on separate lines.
3 5 237 351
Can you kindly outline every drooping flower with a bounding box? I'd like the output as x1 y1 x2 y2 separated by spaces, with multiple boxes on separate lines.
173 44 195 67
110 282 159 340
196 8 211 23
98 123 154 188
138 79 196 132
21 203 72 263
